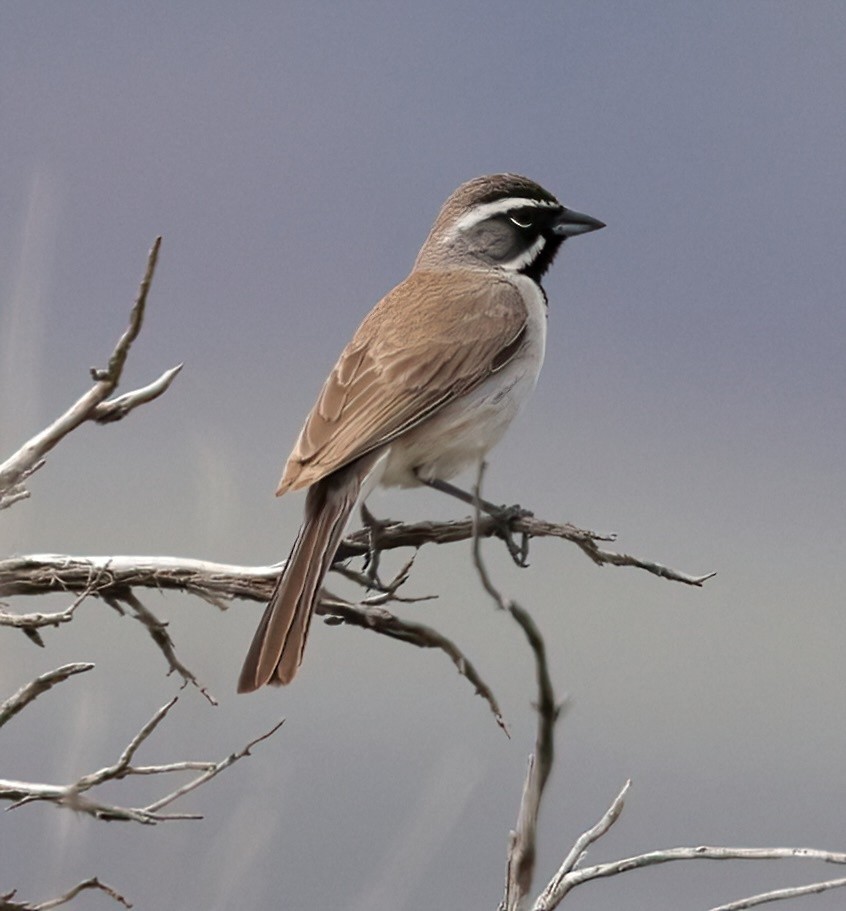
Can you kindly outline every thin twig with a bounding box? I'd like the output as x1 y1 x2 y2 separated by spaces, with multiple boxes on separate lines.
0 238 177 509
537 838 846 910
533 781 631 910
0 578 105 648
143 718 285 814
320 595 506 732
0 663 94 729
1 687 285 824
0 591 91 633
0 495 714 605
92 365 183 424
341 515 715 587
1 877 131 910
103 588 216 704
468 463 561 911
709 876 846 911
566 845 846 887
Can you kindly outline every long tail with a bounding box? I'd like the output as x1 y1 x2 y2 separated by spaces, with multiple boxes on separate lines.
238 455 377 691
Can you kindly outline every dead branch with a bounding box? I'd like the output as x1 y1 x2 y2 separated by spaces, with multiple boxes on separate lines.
462 464 844 911
710 876 846 911
0 554 504 713
536 836 846 910
1 877 130 910
1 240 838 911
486 615 846 911
0 566 216 701
0 663 94 729
0 490 713 716
91 365 182 424
102 587 216 704
499 604 559 910
469 465 561 910
0 554 277 604
0 507 713 609
0 576 111 648
321 594 506 731
0 237 181 510
0 590 91 634
534 779 630 909
340 514 715 587
0 679 284 824
483 598 846 911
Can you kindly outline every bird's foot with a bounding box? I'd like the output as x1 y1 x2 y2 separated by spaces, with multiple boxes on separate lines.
485 503 533 568
414 473 534 568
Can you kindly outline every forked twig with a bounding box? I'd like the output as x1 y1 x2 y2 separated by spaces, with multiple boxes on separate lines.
0 663 94 729
1 877 130 910
1 675 284 824
469 463 560 910
319 594 506 732
0 238 181 509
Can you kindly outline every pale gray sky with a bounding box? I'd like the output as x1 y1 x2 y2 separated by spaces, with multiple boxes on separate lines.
2 3 845 909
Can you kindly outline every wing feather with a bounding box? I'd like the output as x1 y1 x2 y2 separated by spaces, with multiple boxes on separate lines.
277 270 529 494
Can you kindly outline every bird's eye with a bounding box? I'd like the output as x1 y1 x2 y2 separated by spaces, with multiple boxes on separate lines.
509 215 533 230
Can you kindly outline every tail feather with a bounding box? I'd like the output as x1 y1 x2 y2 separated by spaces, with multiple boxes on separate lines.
237 455 377 692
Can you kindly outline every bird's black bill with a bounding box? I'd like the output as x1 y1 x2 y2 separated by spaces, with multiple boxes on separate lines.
552 207 606 237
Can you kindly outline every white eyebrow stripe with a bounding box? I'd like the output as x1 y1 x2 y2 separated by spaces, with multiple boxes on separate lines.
453 196 559 233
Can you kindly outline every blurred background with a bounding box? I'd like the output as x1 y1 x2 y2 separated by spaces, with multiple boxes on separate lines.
1 2 845 908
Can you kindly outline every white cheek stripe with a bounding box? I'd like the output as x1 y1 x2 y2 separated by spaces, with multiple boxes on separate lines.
453 196 558 234
501 234 547 272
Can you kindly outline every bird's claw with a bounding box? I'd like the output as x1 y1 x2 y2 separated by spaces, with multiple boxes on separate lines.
488 504 533 568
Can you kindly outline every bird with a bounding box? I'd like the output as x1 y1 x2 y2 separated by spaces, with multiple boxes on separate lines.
238 173 604 691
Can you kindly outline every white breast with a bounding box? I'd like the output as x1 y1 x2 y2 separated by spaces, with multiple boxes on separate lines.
380 274 548 488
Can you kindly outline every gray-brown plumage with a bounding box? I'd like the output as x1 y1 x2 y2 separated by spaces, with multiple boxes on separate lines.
238 174 604 691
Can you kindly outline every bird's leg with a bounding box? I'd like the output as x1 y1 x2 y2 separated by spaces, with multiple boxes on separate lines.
359 501 393 588
417 475 533 568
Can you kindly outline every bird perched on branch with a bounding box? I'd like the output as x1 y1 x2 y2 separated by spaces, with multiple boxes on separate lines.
238 173 604 691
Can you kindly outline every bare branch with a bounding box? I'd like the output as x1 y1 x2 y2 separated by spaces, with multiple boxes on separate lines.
0 690 284 824
89 236 159 382
1 877 131 910
0 580 104 648
319 594 506 732
467 464 561 911
102 587 216 704
535 832 846 910
498 603 560 911
92 364 183 424
0 592 90 633
0 238 179 509
142 716 285 814
533 781 631 910
709 876 846 910
0 490 711 720
0 663 94 729
0 554 277 603
0 561 215 701
341 514 715 587
0 505 712 609
71 698 181 794
461 466 844 911
563 844 846 890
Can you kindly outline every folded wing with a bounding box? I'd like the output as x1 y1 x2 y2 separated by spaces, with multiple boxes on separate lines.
277 270 530 494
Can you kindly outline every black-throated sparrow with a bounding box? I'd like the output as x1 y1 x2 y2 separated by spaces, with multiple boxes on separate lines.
238 173 604 691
